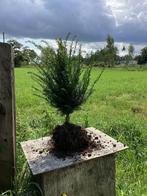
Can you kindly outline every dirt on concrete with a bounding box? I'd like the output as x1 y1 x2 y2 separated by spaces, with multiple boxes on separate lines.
51 122 102 157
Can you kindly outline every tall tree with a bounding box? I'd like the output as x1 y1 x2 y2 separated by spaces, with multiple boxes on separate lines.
128 44 134 58
7 40 22 53
22 47 37 65
137 47 147 65
105 35 118 67
7 40 23 67
7 40 38 67
128 44 135 64
141 47 147 62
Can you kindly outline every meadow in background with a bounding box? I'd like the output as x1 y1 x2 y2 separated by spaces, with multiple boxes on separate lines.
14 67 147 196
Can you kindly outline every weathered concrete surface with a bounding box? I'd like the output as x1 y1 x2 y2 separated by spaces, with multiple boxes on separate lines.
21 128 127 175
0 43 16 191
21 128 128 196
39 154 115 196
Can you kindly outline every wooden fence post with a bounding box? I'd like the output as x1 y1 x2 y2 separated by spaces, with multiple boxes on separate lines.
0 43 16 191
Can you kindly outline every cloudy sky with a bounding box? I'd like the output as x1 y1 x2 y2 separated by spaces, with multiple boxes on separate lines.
0 0 147 55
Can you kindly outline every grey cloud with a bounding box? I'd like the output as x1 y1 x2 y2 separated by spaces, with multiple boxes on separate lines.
0 0 115 41
0 0 147 43
112 0 147 43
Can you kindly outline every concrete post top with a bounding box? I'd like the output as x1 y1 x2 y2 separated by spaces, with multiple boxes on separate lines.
21 128 128 175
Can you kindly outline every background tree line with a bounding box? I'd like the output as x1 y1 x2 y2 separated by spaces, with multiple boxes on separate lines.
7 36 147 68
84 35 147 67
7 40 37 67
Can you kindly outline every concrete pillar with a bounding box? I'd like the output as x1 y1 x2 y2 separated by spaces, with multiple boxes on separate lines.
21 128 127 196
38 154 115 196
0 43 16 191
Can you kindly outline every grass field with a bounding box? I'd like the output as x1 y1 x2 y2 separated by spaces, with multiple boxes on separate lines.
14 67 147 195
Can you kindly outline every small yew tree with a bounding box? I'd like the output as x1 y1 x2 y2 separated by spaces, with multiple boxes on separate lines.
34 37 104 153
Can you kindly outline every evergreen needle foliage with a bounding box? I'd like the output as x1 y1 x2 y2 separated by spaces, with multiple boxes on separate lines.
33 37 104 122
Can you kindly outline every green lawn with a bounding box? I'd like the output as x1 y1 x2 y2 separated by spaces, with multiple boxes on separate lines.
15 67 147 196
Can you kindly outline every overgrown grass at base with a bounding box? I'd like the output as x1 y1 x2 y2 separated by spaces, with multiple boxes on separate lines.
10 67 147 195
